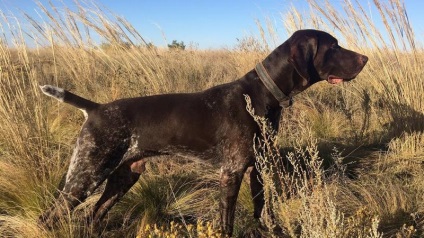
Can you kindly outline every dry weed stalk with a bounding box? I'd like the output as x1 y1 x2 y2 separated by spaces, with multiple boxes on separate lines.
245 94 385 237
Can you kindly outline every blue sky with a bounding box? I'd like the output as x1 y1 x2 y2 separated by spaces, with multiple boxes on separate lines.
103 0 295 48
1 0 424 49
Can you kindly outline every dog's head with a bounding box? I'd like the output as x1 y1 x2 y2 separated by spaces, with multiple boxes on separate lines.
287 29 368 86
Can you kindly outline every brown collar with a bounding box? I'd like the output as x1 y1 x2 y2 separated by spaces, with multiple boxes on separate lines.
255 62 293 108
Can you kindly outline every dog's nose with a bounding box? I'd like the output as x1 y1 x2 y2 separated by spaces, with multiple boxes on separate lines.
359 55 368 65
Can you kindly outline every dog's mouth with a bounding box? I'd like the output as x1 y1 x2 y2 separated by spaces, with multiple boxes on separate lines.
327 75 344 84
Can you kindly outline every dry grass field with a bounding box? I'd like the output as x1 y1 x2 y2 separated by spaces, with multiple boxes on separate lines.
0 0 423 237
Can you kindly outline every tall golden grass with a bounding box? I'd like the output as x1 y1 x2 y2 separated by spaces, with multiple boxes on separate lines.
0 0 422 237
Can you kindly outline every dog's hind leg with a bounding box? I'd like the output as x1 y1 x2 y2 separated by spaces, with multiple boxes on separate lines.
90 159 144 224
39 127 126 228
90 144 149 224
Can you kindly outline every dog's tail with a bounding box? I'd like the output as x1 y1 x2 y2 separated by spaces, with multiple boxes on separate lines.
40 85 99 112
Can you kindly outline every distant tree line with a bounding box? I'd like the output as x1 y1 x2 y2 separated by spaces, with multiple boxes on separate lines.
99 40 186 51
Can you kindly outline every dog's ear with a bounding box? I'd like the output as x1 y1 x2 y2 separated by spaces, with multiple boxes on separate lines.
288 35 318 81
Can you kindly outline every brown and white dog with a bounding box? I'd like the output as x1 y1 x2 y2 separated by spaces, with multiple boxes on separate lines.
39 29 368 236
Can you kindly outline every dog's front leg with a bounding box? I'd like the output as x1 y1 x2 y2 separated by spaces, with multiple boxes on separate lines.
249 166 264 219
219 165 245 237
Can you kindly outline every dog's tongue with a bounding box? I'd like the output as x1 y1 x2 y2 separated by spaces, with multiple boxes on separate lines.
328 76 343 84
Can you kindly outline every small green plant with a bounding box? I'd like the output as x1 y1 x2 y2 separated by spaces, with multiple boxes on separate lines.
168 40 186 50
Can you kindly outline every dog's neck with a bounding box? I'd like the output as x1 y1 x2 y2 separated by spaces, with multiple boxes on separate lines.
238 42 314 115
255 62 292 108
261 43 309 97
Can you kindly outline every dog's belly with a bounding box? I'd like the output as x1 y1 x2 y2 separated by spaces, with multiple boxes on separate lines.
132 125 225 161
